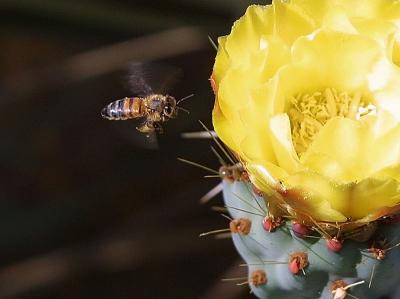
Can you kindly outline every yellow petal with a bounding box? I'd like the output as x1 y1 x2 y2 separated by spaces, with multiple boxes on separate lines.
272 0 316 45
348 176 400 219
301 117 367 182
367 124 400 174
292 30 383 93
214 5 290 87
246 163 287 195
392 35 400 66
301 152 350 182
351 18 396 55
282 171 348 222
215 67 285 165
212 100 244 155
321 8 358 34
289 0 332 24
240 130 276 166
213 36 229 84
378 165 400 182
257 35 291 82
384 2 400 65
217 62 265 120
335 0 389 18
224 5 274 66
269 114 301 174
237 84 281 165
302 111 400 183
369 59 400 120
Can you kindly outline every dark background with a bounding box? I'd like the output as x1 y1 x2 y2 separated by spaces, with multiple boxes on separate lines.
0 1 266 298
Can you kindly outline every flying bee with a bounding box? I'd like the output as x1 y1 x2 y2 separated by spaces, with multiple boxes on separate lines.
101 63 192 135
101 94 191 134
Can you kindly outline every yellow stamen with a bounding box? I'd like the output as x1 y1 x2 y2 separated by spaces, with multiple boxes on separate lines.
288 88 371 156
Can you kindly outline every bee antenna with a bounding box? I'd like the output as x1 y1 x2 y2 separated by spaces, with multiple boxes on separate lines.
177 94 194 105
177 107 190 114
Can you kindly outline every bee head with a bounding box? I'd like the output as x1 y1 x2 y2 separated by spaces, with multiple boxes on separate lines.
163 96 177 119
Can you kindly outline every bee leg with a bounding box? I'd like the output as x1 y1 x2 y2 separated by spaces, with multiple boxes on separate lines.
136 121 154 134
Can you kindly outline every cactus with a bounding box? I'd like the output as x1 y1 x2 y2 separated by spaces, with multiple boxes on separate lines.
202 1 400 298
219 171 400 299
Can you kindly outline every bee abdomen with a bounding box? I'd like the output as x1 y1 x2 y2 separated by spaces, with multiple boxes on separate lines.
101 97 143 120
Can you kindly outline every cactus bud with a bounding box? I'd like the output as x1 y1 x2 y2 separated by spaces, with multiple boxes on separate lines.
326 237 343 252
262 216 284 232
292 222 311 238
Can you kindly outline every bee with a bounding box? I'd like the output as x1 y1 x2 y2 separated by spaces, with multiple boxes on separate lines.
101 94 181 134
101 63 191 135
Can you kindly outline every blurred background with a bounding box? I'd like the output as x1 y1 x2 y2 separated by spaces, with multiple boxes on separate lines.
0 1 267 298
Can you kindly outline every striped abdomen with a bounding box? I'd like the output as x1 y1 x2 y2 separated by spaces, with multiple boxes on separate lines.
101 97 144 120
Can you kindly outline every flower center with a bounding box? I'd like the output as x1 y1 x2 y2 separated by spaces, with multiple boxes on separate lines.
288 88 375 156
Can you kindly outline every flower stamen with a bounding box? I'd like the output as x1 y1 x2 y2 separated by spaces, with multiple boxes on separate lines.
288 88 375 156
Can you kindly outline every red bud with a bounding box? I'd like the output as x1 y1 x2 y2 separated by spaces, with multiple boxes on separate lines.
326 238 343 252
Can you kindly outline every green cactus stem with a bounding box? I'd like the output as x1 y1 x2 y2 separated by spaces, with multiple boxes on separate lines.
221 177 400 299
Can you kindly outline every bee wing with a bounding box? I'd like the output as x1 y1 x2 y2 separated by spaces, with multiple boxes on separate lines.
125 62 182 96
126 63 153 96
155 64 182 94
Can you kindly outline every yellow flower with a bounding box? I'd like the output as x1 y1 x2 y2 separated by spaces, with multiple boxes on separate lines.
212 1 400 222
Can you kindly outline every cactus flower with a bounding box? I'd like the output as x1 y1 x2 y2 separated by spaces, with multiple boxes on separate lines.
212 2 400 223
